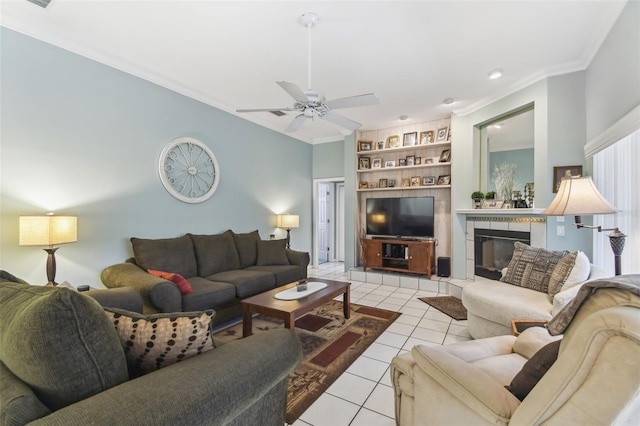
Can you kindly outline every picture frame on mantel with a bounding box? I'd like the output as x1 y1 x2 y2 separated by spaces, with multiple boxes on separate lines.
553 165 583 193
482 200 505 209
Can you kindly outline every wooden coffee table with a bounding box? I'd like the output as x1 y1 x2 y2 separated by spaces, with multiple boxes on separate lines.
241 278 350 337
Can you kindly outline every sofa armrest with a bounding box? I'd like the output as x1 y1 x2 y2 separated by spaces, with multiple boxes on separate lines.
100 263 181 313
286 248 310 269
411 345 520 424
84 287 144 313
30 329 303 426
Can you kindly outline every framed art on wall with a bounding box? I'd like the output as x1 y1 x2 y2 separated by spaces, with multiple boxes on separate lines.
403 132 417 146
553 165 582 192
436 126 449 142
358 140 373 151
420 130 434 144
386 135 401 148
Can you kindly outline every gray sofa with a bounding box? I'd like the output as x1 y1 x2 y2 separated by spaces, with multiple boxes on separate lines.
0 272 303 426
101 230 309 325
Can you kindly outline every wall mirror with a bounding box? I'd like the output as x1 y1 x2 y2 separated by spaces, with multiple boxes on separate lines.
476 104 534 203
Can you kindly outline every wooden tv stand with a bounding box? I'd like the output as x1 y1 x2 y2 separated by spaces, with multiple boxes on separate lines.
362 238 436 278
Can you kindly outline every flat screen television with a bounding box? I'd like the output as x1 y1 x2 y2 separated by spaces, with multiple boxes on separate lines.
366 197 435 239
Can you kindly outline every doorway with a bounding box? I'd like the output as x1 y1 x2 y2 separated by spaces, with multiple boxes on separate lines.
313 178 345 268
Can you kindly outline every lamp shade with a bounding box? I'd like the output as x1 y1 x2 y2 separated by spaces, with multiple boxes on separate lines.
276 214 299 229
542 176 617 216
19 216 77 246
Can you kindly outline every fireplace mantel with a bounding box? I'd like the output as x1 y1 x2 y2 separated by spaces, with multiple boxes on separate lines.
456 208 545 216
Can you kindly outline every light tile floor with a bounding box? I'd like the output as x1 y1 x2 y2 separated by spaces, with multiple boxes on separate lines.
291 262 471 426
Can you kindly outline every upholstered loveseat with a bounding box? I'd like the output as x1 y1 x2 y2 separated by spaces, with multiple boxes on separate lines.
462 243 608 339
101 230 309 326
0 272 303 425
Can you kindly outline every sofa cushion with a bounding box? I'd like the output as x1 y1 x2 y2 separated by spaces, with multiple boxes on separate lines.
190 231 241 276
256 239 290 266
500 242 568 293
231 230 261 269
548 251 591 298
148 269 193 294
0 361 52 425
131 235 198 278
507 339 561 401
105 308 215 377
248 265 303 286
181 277 237 311
207 269 275 298
0 281 129 411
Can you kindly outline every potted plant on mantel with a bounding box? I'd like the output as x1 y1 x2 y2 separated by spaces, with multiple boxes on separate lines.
485 191 497 200
471 191 484 209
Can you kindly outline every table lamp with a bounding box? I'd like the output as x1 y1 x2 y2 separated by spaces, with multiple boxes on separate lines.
542 176 625 275
19 214 77 285
276 214 299 248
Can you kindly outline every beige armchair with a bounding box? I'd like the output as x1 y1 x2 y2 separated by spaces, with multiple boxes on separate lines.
391 276 640 425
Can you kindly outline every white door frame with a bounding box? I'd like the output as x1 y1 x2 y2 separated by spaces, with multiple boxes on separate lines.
312 177 345 268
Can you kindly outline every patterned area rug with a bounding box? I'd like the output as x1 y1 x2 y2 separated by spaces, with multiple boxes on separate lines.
418 296 467 320
213 300 401 424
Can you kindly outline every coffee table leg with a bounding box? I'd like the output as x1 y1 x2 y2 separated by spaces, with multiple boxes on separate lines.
284 313 295 330
242 305 253 337
343 286 351 319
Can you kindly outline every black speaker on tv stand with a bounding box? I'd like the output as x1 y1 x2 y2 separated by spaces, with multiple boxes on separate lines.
437 257 450 277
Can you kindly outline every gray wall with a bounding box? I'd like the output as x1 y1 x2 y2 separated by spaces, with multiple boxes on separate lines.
585 0 640 142
0 28 313 286
312 140 345 179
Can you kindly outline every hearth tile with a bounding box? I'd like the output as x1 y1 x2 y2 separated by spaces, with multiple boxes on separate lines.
366 272 383 284
298 393 359 426
349 270 366 282
325 372 377 406
509 221 530 232
490 221 509 230
419 279 439 292
382 274 400 286
399 276 419 289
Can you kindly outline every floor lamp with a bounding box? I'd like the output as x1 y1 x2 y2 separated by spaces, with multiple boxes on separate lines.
542 176 625 275
19 214 77 286
277 214 299 249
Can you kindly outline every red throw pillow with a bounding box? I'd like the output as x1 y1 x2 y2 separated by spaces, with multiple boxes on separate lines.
147 269 193 295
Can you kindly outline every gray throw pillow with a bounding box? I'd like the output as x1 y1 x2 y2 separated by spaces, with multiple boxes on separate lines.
501 242 568 293
190 230 241 276
131 235 198 278
256 239 290 266
231 230 261 268
0 281 129 411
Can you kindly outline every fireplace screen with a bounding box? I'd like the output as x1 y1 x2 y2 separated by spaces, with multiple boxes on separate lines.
474 228 530 280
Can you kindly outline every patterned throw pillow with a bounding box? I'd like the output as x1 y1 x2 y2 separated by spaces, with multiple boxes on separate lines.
500 242 569 293
105 308 215 376
147 269 193 294
547 251 591 298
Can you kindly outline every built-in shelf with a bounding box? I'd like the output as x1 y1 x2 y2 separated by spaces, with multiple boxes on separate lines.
456 208 545 216
357 161 451 174
358 184 450 192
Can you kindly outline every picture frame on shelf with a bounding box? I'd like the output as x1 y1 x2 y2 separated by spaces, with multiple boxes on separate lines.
439 149 451 162
415 156 421 165
384 160 396 168
552 165 583 193
359 181 369 189
420 130 435 144
425 158 434 164
401 178 410 187
423 176 436 186
399 158 407 167
482 200 505 209
386 135 401 148
403 132 417 146
372 158 382 169
359 157 371 169
358 140 373 151
379 178 388 188
437 175 451 185
376 141 385 150
406 155 415 166
436 126 449 142
369 181 378 189
388 179 396 188
410 176 421 187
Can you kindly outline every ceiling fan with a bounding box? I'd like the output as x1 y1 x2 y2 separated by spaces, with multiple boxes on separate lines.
236 12 379 133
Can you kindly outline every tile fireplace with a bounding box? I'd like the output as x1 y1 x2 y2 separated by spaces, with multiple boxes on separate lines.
474 228 530 280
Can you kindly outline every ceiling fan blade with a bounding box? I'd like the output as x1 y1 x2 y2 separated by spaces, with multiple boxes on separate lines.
236 107 296 113
326 93 379 110
285 114 307 133
277 81 309 104
323 112 361 131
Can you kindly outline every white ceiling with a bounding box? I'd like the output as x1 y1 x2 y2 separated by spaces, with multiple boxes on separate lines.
0 0 628 144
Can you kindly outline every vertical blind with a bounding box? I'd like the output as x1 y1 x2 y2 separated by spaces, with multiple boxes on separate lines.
592 129 639 275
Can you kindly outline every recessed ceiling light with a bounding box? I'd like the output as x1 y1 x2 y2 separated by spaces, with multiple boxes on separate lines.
488 69 503 80
399 115 409 121
493 124 502 129
443 97 455 105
